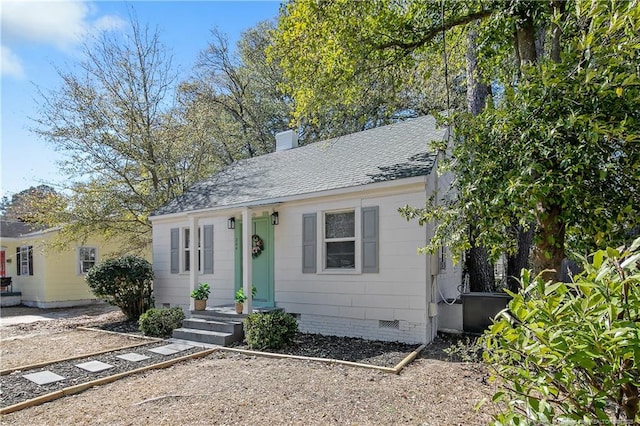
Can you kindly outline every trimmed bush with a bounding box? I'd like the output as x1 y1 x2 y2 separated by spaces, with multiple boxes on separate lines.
138 307 185 337
85 255 154 320
243 310 298 350
483 238 640 424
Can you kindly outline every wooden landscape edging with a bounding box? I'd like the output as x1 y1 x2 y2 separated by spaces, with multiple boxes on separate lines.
1 330 162 376
76 326 163 340
0 348 217 415
219 343 426 374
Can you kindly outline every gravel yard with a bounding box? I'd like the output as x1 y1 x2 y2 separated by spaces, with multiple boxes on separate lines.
0 305 497 425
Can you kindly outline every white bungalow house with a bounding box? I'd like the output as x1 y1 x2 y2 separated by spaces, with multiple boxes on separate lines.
150 115 462 344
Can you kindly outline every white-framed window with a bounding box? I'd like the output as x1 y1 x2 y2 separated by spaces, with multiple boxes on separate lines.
171 225 213 275
78 247 97 274
303 206 378 275
323 210 357 270
182 227 201 272
17 245 33 276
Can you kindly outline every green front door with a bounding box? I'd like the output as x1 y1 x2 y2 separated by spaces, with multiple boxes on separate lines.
234 215 274 307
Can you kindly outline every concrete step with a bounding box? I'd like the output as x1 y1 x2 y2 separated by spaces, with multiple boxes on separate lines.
172 328 239 346
182 317 242 334
191 311 246 320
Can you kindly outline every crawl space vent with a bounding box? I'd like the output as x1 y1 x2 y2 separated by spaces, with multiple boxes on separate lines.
379 320 399 329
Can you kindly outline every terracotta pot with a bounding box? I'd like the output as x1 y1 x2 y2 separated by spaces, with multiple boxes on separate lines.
194 299 207 311
235 302 243 314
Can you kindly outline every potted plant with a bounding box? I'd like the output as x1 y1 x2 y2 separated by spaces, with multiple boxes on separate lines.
190 283 211 311
234 285 257 314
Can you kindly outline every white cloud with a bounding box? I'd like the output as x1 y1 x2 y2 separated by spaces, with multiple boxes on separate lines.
1 1 125 50
1 45 25 79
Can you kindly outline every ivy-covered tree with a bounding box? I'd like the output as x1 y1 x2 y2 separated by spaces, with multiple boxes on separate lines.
272 0 640 279
424 0 640 279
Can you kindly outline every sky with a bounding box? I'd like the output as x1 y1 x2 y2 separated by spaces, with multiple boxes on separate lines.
0 0 282 198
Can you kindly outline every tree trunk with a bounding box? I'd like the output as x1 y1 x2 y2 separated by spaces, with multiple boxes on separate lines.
531 202 565 281
516 14 537 67
466 27 489 115
550 0 566 63
467 245 495 292
507 225 534 292
464 22 495 292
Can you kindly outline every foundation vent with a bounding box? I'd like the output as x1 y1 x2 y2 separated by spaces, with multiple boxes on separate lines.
379 320 399 329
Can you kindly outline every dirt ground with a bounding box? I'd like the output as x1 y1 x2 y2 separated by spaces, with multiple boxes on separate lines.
0 305 498 425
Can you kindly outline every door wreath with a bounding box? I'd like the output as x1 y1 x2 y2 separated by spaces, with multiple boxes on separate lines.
251 234 264 258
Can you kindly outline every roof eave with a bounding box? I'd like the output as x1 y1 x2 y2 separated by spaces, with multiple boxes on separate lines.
149 175 429 222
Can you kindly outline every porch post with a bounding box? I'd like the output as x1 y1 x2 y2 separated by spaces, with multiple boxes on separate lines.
189 215 198 311
242 208 253 313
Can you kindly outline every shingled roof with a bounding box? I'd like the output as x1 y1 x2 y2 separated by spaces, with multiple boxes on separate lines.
0 220 46 238
153 115 444 217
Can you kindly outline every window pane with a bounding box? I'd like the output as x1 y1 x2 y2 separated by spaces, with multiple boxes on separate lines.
184 229 190 248
325 212 355 238
79 247 97 273
326 241 355 269
184 250 190 272
20 247 30 275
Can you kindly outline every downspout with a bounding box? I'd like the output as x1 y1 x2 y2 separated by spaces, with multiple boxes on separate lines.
242 207 253 313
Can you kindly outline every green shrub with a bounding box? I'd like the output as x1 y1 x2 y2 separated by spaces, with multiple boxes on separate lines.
138 307 185 337
85 255 154 320
482 238 640 424
243 310 298 350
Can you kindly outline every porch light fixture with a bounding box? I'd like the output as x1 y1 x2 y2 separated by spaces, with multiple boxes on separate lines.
227 217 235 230
271 212 279 226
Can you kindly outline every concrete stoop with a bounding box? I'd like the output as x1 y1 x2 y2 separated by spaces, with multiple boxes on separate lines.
172 306 283 347
172 316 244 346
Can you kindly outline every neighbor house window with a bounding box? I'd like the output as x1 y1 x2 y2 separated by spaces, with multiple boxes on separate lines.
78 247 97 274
16 246 33 276
324 210 356 269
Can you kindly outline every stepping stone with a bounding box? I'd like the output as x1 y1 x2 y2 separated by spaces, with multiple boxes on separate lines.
116 352 150 362
163 343 194 352
75 360 114 373
148 346 180 355
23 371 65 385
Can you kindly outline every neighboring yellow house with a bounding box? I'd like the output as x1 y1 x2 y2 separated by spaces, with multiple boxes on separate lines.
0 220 150 308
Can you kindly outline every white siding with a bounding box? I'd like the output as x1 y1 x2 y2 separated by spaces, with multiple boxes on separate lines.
274 187 431 344
151 181 442 344
152 217 235 311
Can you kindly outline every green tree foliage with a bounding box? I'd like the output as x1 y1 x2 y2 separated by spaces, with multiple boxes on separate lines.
177 21 293 162
270 0 468 135
483 238 640 423
85 255 154 321
138 307 185 337
0 185 60 223
31 16 219 252
273 0 640 278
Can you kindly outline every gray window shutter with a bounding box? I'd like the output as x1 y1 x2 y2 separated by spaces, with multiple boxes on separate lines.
302 213 317 273
203 225 214 274
170 228 179 274
362 206 379 273
16 247 21 276
28 246 33 276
